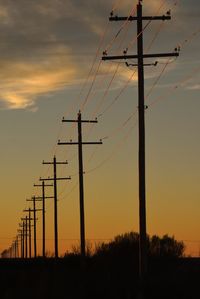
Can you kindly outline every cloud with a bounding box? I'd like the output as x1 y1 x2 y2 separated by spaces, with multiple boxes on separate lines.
186 84 200 91
0 45 78 109
0 0 198 110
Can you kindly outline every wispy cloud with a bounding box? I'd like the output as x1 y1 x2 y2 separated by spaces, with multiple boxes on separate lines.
0 46 78 110
186 84 200 91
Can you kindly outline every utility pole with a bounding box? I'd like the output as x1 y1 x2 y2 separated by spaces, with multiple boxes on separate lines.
19 222 25 258
58 111 102 260
17 229 23 258
28 208 32 258
26 197 42 258
15 236 19 258
102 1 179 281
19 221 25 259
21 216 29 259
33 181 53 258
40 156 71 258
23 208 34 258
13 240 17 258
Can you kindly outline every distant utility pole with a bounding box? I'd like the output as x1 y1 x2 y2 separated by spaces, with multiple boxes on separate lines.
17 229 23 258
58 111 102 260
102 1 179 281
26 197 42 258
33 181 53 258
19 221 25 258
16 236 19 258
23 208 34 258
40 156 71 258
21 216 29 259
13 240 17 258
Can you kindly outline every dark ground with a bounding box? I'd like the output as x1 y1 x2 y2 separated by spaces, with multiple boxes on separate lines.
0 257 199 299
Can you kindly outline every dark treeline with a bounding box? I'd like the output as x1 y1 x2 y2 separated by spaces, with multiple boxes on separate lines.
0 232 199 299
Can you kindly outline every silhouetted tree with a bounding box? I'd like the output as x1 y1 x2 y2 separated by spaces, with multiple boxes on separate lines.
94 232 185 258
149 234 185 257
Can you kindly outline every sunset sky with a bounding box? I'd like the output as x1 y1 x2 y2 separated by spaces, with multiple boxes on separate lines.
0 0 199 257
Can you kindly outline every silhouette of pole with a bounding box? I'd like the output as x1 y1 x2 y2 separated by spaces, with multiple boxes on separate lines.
33 197 36 257
58 112 102 260
22 222 25 258
18 229 23 258
53 157 58 258
102 0 179 281
34 182 53 258
16 236 19 258
25 216 28 258
14 241 17 258
78 113 86 257
21 216 29 258
41 157 70 258
24 208 35 258
137 2 147 278
28 208 32 258
42 181 46 257
26 197 42 258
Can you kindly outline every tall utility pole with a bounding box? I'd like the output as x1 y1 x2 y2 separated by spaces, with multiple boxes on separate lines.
58 111 102 259
41 156 71 258
102 1 179 281
34 181 53 258
26 197 42 258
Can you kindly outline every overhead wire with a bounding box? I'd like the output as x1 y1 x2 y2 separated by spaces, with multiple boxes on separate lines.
85 120 138 175
50 2 135 171
148 65 200 108
43 0 132 204
81 4 137 114
85 9 200 177
93 1 171 120
145 25 200 101
83 1 174 167
127 0 167 52
104 5 137 53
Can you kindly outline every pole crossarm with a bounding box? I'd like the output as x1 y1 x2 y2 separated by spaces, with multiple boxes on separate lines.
109 15 171 21
102 52 179 61
40 177 71 181
22 215 34 220
62 118 98 124
43 161 68 165
58 141 102 145
34 196 54 199
34 183 53 187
